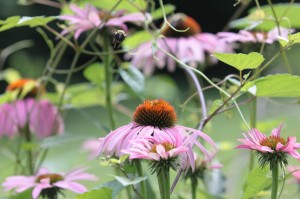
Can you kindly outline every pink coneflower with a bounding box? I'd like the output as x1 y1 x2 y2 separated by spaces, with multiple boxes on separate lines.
236 124 300 168
126 13 232 76
98 99 217 171
2 167 98 199
81 138 101 159
217 27 292 45
0 79 64 138
288 166 300 184
59 4 150 39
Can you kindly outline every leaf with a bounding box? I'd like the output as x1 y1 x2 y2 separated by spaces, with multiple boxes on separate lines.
76 188 112 199
213 52 265 71
151 4 176 20
230 3 300 30
40 133 85 148
115 175 147 186
242 167 271 199
9 189 32 199
279 32 300 47
0 16 56 32
96 180 125 199
119 63 145 95
123 30 152 50
243 74 300 97
0 68 21 83
83 63 105 85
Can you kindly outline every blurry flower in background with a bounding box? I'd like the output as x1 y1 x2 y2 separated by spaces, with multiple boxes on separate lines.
0 79 64 138
59 4 150 39
126 13 233 76
97 99 218 171
236 124 300 169
288 166 300 184
81 138 101 159
2 167 98 199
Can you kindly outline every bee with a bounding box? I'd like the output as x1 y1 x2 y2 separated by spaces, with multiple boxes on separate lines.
112 29 126 49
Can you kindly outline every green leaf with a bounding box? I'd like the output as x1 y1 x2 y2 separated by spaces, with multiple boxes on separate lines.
151 4 176 20
213 52 265 71
9 189 32 199
71 0 147 13
76 188 112 199
83 63 105 85
119 63 145 95
96 180 125 199
230 3 300 30
279 32 300 47
123 30 152 50
243 167 271 199
115 175 147 186
0 68 21 83
243 74 300 97
0 16 56 32
41 133 85 148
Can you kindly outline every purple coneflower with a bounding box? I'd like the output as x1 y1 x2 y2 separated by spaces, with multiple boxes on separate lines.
2 167 98 199
98 99 217 171
59 4 150 39
236 124 300 168
126 13 232 76
0 79 64 138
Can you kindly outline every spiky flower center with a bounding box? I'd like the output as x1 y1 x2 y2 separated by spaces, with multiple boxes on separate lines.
161 13 201 38
150 142 175 153
133 99 177 128
260 135 287 150
36 174 64 184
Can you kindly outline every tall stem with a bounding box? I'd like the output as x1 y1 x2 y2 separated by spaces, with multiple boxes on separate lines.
103 36 116 129
249 94 257 171
24 125 34 175
136 160 147 199
157 167 170 199
191 179 198 199
271 162 279 199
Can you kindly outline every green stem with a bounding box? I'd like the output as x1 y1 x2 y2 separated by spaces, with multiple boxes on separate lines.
136 160 147 199
157 167 170 199
191 179 197 199
24 125 34 175
103 36 116 129
249 93 257 171
271 162 279 199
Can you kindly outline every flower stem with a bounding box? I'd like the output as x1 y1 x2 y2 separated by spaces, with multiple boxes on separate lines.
157 167 170 199
24 125 34 175
271 162 279 199
103 35 116 130
135 160 147 199
191 179 198 199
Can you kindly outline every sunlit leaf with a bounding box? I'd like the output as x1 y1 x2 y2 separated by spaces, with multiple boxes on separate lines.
243 74 300 97
242 167 271 199
230 3 300 30
0 16 56 32
0 68 21 83
151 4 176 20
9 189 32 199
213 52 265 71
279 32 300 47
83 63 105 85
119 63 145 95
76 188 112 199
115 175 147 186
123 30 152 50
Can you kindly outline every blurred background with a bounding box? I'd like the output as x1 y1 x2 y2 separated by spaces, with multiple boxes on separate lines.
1 0 300 198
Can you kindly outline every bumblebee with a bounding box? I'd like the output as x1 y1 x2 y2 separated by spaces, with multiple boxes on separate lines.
112 29 126 49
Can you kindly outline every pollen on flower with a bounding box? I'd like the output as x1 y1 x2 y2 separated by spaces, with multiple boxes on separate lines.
151 142 175 153
36 174 64 184
260 135 287 150
6 78 44 97
133 99 177 128
161 13 201 38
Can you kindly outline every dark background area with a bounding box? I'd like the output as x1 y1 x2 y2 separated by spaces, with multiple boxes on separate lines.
0 0 299 93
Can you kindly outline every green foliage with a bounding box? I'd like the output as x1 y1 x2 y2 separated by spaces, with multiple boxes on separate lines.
76 188 112 199
0 68 21 83
119 63 145 95
96 180 126 199
279 32 300 47
243 74 300 97
83 63 105 86
213 52 265 71
123 30 152 49
151 4 176 20
115 175 147 186
8 189 32 199
230 3 300 30
242 166 271 199
0 16 56 32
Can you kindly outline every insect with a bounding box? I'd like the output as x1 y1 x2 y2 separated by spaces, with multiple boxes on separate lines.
112 29 126 49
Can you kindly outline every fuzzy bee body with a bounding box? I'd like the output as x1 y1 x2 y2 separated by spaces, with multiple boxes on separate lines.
112 30 126 49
